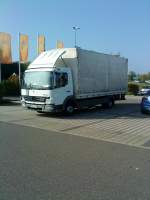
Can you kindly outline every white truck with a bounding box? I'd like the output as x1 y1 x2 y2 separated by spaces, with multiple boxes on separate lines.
21 48 128 114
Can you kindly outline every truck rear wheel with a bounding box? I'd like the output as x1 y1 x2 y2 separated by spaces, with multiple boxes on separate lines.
102 98 114 109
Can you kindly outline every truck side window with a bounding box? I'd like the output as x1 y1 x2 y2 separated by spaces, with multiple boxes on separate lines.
55 72 68 88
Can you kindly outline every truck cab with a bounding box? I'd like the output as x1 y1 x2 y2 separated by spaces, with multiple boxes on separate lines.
21 50 74 113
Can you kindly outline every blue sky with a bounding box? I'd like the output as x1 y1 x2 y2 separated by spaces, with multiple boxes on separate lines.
0 0 150 73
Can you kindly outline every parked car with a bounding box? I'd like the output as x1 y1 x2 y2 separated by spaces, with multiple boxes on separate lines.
141 90 150 114
138 85 150 96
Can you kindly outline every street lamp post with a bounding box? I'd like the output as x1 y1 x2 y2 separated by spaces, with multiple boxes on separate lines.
73 26 80 47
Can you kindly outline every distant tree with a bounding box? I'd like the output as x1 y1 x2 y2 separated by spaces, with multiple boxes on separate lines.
139 72 150 82
128 71 136 81
128 83 139 95
0 49 2 62
139 74 147 82
136 74 140 81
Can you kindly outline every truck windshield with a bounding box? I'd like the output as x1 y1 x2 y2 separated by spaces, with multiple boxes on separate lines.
22 71 54 90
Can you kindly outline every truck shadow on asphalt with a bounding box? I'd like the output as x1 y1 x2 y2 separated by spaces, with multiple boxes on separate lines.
37 103 149 120
0 100 21 106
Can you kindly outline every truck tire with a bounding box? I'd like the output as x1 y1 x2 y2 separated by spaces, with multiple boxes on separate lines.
102 98 114 109
141 108 147 114
64 102 74 115
37 111 44 113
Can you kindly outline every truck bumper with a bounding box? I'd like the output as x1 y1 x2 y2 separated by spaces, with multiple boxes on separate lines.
21 101 63 113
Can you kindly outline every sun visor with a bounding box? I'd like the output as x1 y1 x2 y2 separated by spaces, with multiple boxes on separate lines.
28 49 66 68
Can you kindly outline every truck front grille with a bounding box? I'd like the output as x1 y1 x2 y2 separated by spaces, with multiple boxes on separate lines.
24 96 46 102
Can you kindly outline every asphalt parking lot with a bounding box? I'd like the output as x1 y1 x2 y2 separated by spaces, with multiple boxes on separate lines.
0 95 150 148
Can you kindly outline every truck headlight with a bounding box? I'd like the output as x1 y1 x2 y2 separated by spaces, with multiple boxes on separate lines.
46 97 53 104
21 96 25 101
22 102 26 107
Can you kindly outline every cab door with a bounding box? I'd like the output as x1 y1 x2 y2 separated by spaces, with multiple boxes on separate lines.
52 70 73 105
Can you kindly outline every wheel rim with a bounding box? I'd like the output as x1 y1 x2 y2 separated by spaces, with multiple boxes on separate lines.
67 105 74 113
108 101 113 107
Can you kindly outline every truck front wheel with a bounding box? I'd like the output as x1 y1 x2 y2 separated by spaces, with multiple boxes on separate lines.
64 102 74 115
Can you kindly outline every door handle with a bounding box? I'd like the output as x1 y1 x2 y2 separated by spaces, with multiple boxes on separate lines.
66 90 71 92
